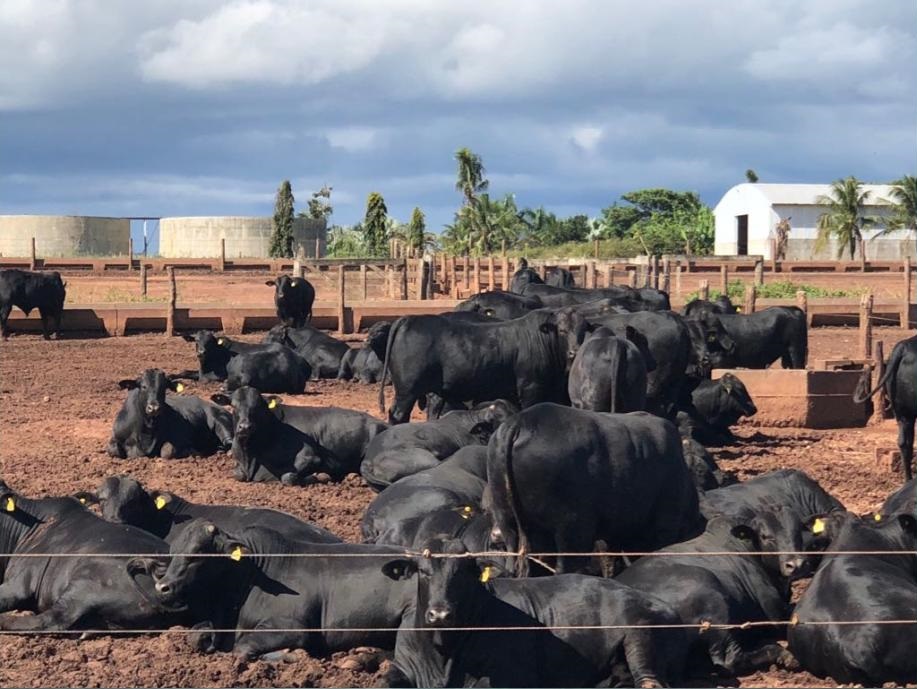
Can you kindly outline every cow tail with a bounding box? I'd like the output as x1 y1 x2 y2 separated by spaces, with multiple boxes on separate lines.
490 418 530 577
378 317 402 414
609 338 624 413
853 343 904 404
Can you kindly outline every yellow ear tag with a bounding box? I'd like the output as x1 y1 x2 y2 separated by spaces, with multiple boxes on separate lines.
175 383 184 393
461 506 473 520
268 399 278 409
4 497 14 512
874 513 882 522
291 280 298 286
229 546 243 562
79 497 86 504
217 338 224 345
154 496 167 510
479 566 493 583
812 518 826 534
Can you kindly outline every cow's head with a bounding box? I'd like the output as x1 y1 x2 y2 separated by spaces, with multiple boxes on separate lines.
91 475 158 526
266 274 303 303
153 519 247 605
262 324 293 348
212 387 281 480
731 506 811 581
700 313 735 356
714 295 738 314
681 438 729 491
539 308 588 365
467 400 519 443
118 369 183 419
382 538 501 628
366 320 393 360
718 373 757 418
181 330 226 362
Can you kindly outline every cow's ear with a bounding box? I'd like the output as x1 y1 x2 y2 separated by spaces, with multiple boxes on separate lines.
73 491 98 506
168 379 186 393
804 513 840 541
118 379 139 390
181 334 195 342
126 557 167 579
265 280 276 287
483 308 496 318
265 396 284 417
381 559 417 581
897 513 916 535
730 524 757 543
210 393 232 406
150 492 174 511
538 322 557 334
468 422 494 444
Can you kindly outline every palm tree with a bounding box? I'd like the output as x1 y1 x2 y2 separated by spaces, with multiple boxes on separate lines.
745 169 759 183
454 148 489 206
877 175 917 236
815 177 876 259
362 192 389 257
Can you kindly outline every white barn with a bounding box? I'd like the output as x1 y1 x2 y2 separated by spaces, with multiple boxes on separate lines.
713 183 913 260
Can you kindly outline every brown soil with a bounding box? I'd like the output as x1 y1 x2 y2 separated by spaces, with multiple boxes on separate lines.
0 327 912 687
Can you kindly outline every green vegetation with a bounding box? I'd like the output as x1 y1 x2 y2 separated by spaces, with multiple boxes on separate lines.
685 279 866 303
269 180 295 258
300 184 333 223
362 192 389 257
878 175 917 236
815 177 876 259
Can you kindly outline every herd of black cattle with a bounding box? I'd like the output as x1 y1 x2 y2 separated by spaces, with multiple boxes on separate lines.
1 265 916 687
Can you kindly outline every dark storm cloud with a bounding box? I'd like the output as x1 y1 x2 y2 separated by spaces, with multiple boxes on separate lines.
1 0 914 230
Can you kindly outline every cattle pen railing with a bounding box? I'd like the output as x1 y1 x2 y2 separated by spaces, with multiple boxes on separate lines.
0 548 914 636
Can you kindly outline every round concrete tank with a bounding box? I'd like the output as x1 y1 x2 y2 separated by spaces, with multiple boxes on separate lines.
159 216 326 258
0 215 130 257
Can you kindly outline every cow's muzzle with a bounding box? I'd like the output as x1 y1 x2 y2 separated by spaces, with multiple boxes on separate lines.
425 606 453 626
145 403 161 417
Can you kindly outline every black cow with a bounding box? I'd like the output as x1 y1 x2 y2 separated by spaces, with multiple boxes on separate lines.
487 404 703 575
338 320 389 383
682 295 738 319
699 306 808 369
224 345 312 394
788 510 917 685
508 258 544 294
584 310 697 416
152 521 415 658
379 308 587 424
83 475 340 544
360 401 516 489
0 481 184 633
854 334 917 481
455 290 543 320
107 368 233 459
700 468 844 577
568 326 655 412
262 323 349 378
880 478 915 517
615 515 800 676
522 283 670 312
681 313 736 378
266 274 315 327
212 386 387 484
362 446 488 544
545 266 575 288
383 538 688 688
0 269 66 340
179 330 274 381
678 373 757 444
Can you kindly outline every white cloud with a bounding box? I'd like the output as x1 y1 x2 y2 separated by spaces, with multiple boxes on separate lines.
570 125 604 153
325 126 382 152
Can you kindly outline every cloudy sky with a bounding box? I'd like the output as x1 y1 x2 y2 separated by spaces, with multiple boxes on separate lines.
1 0 915 242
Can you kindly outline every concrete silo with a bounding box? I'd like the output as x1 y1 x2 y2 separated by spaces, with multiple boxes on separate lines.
0 216 130 257
159 217 326 258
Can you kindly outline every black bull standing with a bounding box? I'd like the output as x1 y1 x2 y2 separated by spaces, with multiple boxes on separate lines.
0 269 66 339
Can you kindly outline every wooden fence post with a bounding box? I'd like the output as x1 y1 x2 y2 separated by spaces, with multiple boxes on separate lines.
501 256 510 290
337 265 347 334
219 238 226 272
720 265 728 295
128 238 134 271
488 257 496 291
675 264 682 296
628 270 638 288
661 258 671 294
315 237 321 259
165 267 176 336
903 257 912 327
439 253 446 294
699 279 709 301
463 255 470 292
859 239 867 272
140 261 148 297
416 258 425 300
473 258 481 294
754 259 764 287
795 290 810 327
744 284 757 315
872 340 890 422
605 264 614 288
401 259 408 300
360 264 368 301
29 237 36 271
860 292 873 359
651 255 660 289
586 261 595 289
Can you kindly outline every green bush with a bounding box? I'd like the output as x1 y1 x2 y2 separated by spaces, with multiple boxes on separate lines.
685 279 866 303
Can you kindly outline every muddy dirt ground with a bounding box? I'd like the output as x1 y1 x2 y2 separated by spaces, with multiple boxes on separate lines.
0 326 912 687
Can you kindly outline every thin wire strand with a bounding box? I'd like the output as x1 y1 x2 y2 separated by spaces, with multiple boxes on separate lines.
0 619 914 636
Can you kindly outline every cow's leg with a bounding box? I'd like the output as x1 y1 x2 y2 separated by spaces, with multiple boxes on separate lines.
106 436 126 459
707 630 791 675
553 518 595 574
0 580 31 613
233 623 293 661
0 303 12 339
0 592 93 631
897 417 915 481
620 629 666 688
388 393 417 425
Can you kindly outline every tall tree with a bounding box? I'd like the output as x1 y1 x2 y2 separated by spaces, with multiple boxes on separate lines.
879 175 917 234
302 184 333 223
454 148 489 254
745 169 759 183
362 192 389 257
815 176 876 259
408 207 427 256
270 180 295 258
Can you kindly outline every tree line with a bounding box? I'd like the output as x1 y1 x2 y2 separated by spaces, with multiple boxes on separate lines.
269 152 916 259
